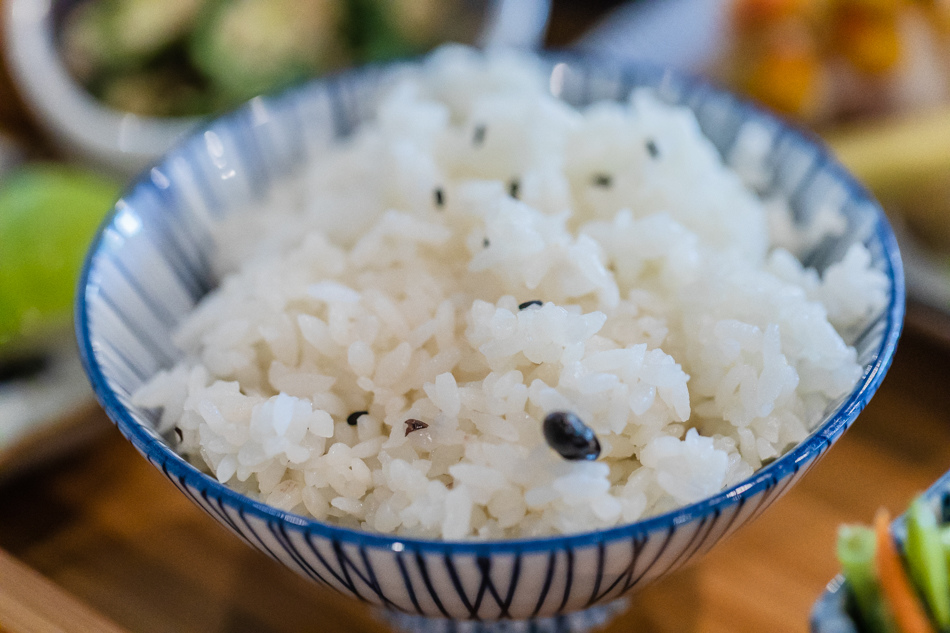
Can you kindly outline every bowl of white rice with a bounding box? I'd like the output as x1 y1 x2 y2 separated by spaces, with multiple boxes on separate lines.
76 45 904 624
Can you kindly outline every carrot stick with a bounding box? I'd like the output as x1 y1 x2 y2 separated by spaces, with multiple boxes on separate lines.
874 508 937 633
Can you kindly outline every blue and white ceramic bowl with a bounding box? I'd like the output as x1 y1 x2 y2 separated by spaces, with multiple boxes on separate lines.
76 52 904 622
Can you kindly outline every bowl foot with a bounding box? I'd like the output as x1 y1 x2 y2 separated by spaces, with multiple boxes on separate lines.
379 598 629 632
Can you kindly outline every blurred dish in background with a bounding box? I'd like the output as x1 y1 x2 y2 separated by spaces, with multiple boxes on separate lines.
580 0 950 337
721 0 950 126
811 467 950 633
58 0 483 118
4 0 551 176
578 0 950 125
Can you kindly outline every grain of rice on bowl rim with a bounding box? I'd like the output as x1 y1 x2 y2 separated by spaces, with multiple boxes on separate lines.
133 46 889 540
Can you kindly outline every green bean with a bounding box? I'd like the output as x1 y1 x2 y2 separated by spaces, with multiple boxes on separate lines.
838 524 896 633
907 499 950 630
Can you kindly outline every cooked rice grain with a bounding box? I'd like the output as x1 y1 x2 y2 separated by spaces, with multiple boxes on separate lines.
134 46 888 539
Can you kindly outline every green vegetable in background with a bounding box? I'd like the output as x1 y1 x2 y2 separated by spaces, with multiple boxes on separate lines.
838 524 896 633
189 0 343 104
106 0 204 62
343 0 417 63
62 0 203 80
59 0 119 82
0 164 119 354
941 525 950 569
906 499 950 630
61 0 465 118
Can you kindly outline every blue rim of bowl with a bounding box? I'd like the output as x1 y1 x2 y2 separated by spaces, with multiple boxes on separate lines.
75 53 906 555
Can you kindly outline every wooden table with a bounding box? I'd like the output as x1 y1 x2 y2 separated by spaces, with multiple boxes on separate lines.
0 326 948 633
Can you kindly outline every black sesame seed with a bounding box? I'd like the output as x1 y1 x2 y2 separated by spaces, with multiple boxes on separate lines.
543 411 600 461
483 237 490 248
174 427 183 442
509 179 520 199
519 300 543 310
646 139 659 158
405 418 429 436
347 411 367 426
473 124 487 146
592 174 612 188
434 187 445 208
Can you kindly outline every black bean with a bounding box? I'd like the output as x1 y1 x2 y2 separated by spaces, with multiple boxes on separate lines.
405 418 429 436
519 300 543 310
434 187 445 208
483 237 490 248
509 179 520 199
347 411 368 426
592 174 612 188
174 427 183 442
646 139 659 158
543 411 600 461
473 124 487 146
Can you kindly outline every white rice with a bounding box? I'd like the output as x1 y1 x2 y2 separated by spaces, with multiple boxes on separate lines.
133 46 889 539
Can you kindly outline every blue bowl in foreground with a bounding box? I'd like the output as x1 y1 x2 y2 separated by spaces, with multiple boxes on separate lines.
77 52 904 621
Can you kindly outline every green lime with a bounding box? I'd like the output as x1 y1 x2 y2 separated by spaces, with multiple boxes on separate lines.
0 164 120 354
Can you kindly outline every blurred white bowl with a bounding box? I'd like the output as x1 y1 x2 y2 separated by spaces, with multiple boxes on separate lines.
3 0 200 176
3 0 551 177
